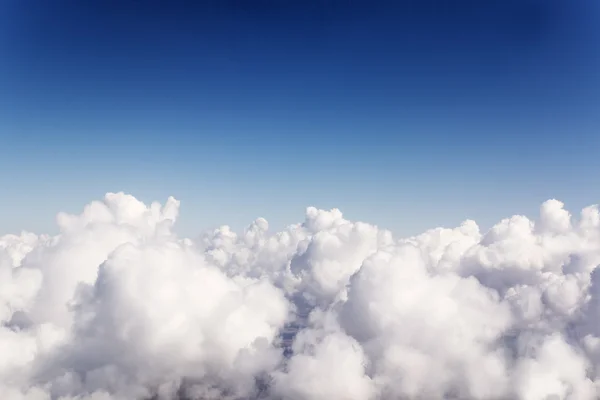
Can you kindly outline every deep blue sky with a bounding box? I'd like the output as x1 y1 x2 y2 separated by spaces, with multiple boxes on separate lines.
1 0 600 237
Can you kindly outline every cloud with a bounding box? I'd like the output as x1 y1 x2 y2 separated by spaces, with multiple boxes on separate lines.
1 193 600 399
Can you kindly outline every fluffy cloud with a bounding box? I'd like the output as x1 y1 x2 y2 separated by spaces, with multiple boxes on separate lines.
1 193 600 399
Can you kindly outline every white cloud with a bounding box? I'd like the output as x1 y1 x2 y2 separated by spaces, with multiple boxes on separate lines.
1 193 600 399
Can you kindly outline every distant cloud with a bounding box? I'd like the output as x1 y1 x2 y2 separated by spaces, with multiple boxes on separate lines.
1 193 600 399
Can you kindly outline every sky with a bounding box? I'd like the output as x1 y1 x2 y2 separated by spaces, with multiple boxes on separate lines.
5 3 600 399
1 0 600 238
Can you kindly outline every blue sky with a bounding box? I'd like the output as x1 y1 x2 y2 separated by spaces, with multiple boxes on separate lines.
1 0 600 237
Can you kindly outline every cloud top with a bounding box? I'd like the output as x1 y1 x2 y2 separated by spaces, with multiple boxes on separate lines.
1 193 600 399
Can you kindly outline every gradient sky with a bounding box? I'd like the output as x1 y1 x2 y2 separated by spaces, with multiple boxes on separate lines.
2 0 600 238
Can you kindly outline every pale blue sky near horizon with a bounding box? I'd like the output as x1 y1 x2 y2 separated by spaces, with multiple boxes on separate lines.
1 0 599 238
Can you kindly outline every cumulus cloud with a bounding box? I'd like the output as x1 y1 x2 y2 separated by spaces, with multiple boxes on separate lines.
1 193 600 399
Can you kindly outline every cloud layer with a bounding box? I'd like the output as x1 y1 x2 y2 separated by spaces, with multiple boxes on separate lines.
2 193 600 399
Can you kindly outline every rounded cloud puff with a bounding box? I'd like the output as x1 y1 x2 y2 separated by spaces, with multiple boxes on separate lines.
1 193 600 399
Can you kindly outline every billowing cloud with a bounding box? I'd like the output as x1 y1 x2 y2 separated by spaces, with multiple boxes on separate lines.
1 193 600 399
